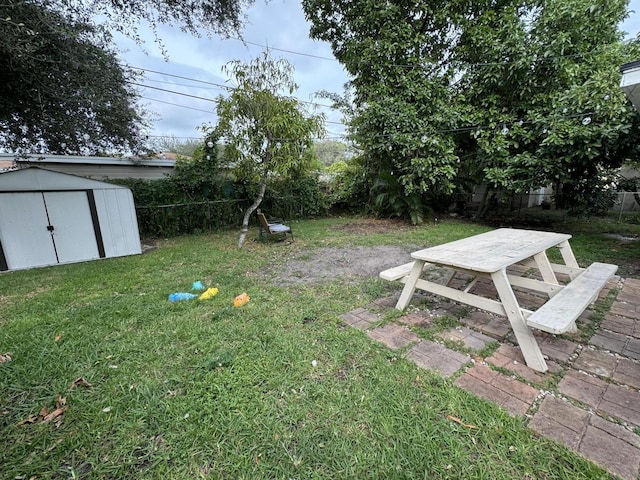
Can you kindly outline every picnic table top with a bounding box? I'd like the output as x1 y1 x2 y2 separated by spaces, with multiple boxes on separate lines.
411 228 572 273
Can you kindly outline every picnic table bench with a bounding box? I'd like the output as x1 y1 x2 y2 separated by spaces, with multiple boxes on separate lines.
380 228 617 372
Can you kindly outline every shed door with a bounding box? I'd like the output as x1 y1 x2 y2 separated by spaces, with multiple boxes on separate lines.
0 191 100 270
0 192 58 269
44 192 99 264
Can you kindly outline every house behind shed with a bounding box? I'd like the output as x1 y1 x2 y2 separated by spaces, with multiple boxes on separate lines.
0 167 142 271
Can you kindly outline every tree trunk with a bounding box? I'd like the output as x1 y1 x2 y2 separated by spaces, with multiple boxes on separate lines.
238 169 269 249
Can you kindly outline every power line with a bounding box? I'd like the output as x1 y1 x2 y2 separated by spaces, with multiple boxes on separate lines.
140 96 214 114
130 82 217 102
142 78 228 92
132 66 233 90
132 65 336 109
133 81 346 126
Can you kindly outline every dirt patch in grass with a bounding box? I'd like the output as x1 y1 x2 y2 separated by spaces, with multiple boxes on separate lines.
253 218 422 285
260 244 420 285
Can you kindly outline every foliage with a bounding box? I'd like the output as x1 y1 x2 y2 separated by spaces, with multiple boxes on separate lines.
371 171 431 224
322 155 371 214
206 50 325 247
43 0 251 42
0 1 144 154
457 0 640 213
303 0 461 221
303 0 640 217
314 139 351 166
147 135 202 157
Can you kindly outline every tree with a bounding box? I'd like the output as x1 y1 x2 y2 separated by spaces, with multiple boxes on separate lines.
314 140 351 166
1 0 253 154
303 0 461 222
0 1 144 154
454 0 640 215
206 51 325 248
149 135 202 157
303 0 640 217
49 0 252 38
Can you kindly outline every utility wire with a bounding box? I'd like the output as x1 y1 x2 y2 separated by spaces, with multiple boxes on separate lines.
131 65 336 108
140 96 214 114
133 81 346 126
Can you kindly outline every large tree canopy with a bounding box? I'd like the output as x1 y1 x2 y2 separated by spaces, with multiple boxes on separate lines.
1 0 253 154
303 0 640 218
0 1 144 154
58 0 252 37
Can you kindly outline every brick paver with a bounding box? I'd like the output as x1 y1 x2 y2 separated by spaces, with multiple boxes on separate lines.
339 308 380 330
486 343 558 383
591 329 630 354
460 310 511 339
614 356 640 389
610 301 640 319
530 396 640 480
601 313 639 338
397 310 433 327
454 364 539 416
405 340 470 377
367 296 399 309
573 348 618 378
536 334 579 363
558 370 640 426
437 326 494 351
367 323 419 350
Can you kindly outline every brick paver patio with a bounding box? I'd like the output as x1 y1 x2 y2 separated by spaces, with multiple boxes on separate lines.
341 276 640 479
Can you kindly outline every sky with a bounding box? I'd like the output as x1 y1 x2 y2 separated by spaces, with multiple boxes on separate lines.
117 0 640 147
116 0 350 145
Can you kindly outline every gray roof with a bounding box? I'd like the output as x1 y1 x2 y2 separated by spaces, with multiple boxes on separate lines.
0 167 128 192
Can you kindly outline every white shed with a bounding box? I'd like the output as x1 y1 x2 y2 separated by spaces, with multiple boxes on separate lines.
0 167 142 271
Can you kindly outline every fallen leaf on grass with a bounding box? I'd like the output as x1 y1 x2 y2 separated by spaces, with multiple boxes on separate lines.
18 395 68 426
42 396 68 424
0 352 11 363
446 415 478 429
54 335 62 342
17 415 38 426
70 377 92 390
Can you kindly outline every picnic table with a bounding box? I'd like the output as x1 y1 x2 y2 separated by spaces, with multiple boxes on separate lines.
380 228 617 372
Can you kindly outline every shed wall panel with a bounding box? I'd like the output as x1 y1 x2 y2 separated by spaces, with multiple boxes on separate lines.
94 189 141 257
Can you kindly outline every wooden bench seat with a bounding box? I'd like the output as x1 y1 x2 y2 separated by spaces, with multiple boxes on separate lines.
380 262 416 281
526 262 618 334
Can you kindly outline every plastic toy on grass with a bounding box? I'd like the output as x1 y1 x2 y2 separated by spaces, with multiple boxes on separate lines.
169 292 198 302
198 288 219 300
192 281 206 291
233 293 250 307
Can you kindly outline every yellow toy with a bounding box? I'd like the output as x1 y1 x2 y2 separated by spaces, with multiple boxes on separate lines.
198 288 219 300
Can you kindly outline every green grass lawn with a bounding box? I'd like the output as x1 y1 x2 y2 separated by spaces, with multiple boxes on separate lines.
1 216 634 479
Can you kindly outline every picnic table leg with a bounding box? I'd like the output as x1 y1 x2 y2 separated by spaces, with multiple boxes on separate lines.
395 260 425 311
532 251 559 289
491 269 548 373
557 240 580 279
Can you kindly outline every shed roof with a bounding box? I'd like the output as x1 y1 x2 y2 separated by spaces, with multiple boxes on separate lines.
0 167 128 192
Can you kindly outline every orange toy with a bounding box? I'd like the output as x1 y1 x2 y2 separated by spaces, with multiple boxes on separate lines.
233 292 250 307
